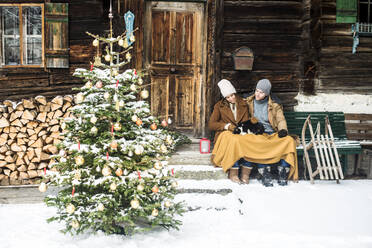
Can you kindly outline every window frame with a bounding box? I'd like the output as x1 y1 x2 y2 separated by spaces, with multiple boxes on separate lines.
359 0 372 23
0 3 44 68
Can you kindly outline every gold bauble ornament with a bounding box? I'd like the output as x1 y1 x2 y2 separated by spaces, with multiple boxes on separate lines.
115 168 123 176
126 52 132 61
97 203 105 211
38 182 47 193
66 203 75 214
130 34 135 42
104 92 110 100
75 155 84 166
112 69 119 76
136 119 143 126
123 38 129 48
114 122 122 131
74 170 81 180
90 116 97 124
150 123 157 131
161 119 168 127
71 220 80 229
130 84 137 91
110 182 117 191
130 199 140 209
104 54 111 62
152 185 159 194
137 184 144 191
140 90 149 99
102 166 111 176
164 201 172 208
95 81 103 88
75 93 84 104
138 78 143 85
154 162 162 170
160 144 168 154
93 39 99 47
110 141 118 150
118 38 124 47
151 209 159 217
131 115 138 122
85 81 93 88
91 126 98 134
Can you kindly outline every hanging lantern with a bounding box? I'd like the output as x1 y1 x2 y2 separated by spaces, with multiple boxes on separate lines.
199 138 210 154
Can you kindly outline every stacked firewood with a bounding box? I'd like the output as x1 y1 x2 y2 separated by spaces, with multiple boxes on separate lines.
0 96 74 186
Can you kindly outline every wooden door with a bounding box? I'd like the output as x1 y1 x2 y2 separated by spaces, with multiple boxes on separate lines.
144 2 204 130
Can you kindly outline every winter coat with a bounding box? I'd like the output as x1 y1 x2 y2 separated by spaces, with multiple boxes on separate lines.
246 94 287 132
208 95 250 143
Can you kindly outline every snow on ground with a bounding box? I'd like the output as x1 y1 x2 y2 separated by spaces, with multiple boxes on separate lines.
1 179 372 248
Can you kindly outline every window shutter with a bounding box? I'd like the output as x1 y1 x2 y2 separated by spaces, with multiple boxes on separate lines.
336 0 357 23
45 3 68 68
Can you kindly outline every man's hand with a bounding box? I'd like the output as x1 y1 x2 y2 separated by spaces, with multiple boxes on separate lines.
278 129 288 138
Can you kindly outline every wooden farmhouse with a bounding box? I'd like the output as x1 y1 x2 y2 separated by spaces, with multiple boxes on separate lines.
0 0 371 138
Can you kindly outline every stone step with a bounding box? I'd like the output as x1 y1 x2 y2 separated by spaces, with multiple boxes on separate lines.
167 154 213 165
169 165 227 180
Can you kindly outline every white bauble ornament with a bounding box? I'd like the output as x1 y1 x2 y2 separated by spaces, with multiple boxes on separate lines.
104 54 111 62
113 94 118 102
85 81 93 88
91 126 98 135
95 81 103 88
140 90 149 99
97 203 105 211
118 39 124 47
110 182 117 191
134 145 144 155
113 122 121 131
59 149 66 157
103 92 110 100
130 199 140 209
137 184 144 191
75 155 84 166
75 93 84 104
119 100 124 107
164 201 172 208
131 115 138 122
102 166 111 176
90 115 97 124
152 209 159 217
138 78 143 85
130 84 136 91
128 150 133 157
168 117 172 124
66 203 75 214
96 166 101 172
171 181 178 188
71 220 79 229
93 39 99 47
38 182 47 193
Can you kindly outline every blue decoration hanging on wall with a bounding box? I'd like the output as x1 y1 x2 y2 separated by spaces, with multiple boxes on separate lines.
124 11 135 46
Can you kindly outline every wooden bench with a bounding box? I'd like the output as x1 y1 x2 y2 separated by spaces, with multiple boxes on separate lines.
344 113 372 147
284 112 362 180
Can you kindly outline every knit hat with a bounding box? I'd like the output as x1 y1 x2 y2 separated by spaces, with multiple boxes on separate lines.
256 79 271 96
218 79 236 98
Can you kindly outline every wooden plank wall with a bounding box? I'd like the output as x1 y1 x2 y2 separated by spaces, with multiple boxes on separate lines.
220 0 304 110
0 0 130 102
318 0 372 94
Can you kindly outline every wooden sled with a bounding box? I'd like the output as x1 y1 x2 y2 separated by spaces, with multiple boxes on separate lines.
301 115 344 184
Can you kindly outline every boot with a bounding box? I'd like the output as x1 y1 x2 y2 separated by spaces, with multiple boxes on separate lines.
240 166 252 184
228 168 241 184
278 165 290 186
258 167 273 187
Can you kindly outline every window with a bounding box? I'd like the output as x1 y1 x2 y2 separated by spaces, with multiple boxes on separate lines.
360 0 372 23
0 4 44 67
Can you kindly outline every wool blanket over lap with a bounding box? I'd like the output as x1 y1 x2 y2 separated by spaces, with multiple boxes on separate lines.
212 131 298 181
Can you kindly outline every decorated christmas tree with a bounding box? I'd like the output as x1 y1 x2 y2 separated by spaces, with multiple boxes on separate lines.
41 8 188 235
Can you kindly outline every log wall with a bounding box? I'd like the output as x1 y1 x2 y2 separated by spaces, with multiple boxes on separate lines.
219 0 304 110
317 0 372 94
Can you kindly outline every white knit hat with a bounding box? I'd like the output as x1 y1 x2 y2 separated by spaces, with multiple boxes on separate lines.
218 79 236 98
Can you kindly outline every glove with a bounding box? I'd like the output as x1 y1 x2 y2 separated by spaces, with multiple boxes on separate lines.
278 129 288 138
227 124 237 133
